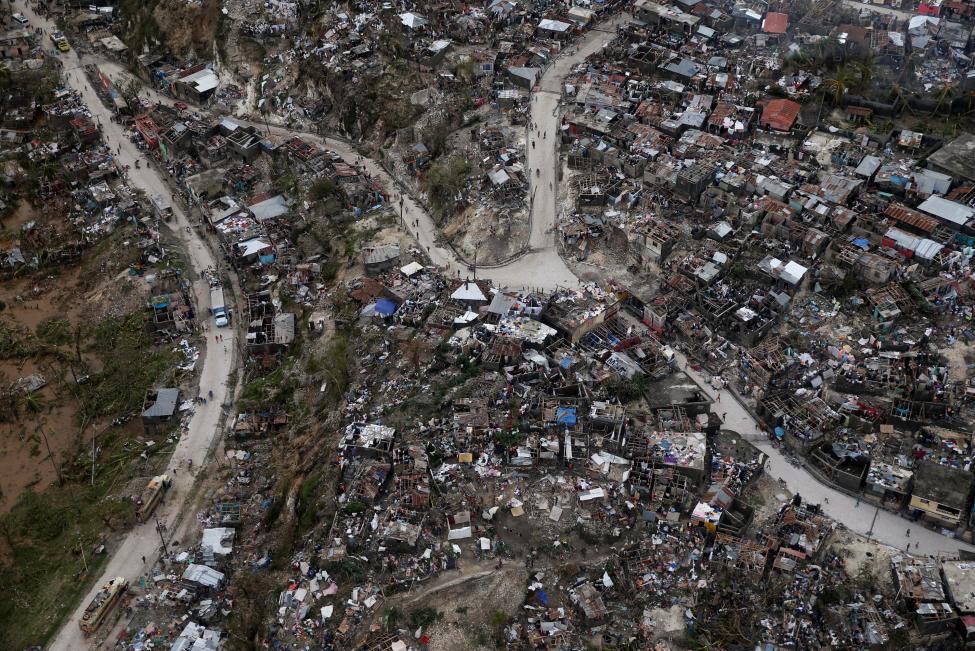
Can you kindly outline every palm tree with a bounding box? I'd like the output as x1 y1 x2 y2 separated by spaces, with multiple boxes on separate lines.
890 84 914 116
822 68 853 105
852 54 877 93
932 82 955 117
18 391 44 416
965 90 975 114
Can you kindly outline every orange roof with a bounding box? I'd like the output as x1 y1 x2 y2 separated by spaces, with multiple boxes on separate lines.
762 12 788 34
760 98 801 132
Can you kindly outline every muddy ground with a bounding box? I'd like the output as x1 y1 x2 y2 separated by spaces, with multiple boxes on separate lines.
0 203 160 511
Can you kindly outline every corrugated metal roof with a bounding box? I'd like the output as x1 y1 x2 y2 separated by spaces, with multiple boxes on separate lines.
760 99 801 132
918 195 975 226
885 203 939 233
142 388 179 419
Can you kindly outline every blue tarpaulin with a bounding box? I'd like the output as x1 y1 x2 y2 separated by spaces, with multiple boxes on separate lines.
537 590 549 605
375 298 398 316
852 238 870 250
556 407 577 426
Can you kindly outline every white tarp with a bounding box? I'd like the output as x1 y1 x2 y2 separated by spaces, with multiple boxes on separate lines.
447 526 472 540
201 527 235 556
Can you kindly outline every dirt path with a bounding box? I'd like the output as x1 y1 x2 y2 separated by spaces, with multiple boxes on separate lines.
96 17 625 291
10 3 239 649
403 567 497 606
523 19 626 274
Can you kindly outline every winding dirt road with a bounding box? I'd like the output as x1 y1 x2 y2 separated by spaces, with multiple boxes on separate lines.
11 3 238 649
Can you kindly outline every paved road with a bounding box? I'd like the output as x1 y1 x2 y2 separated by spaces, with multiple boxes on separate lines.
842 0 916 20
11 3 238 649
674 351 974 558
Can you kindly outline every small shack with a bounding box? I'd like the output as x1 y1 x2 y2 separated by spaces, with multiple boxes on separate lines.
142 388 180 434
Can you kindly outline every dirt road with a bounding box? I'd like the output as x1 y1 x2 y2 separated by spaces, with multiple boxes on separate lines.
95 19 622 291
11 3 238 649
674 351 974 557
523 21 624 276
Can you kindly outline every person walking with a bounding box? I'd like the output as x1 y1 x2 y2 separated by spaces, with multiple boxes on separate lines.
906 528 911 538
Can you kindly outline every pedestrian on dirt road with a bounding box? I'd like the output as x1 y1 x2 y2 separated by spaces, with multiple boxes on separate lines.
907 528 911 537
141 556 146 565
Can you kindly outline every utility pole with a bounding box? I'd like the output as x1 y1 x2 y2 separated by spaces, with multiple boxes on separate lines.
154 515 169 554
865 501 880 542
40 429 63 486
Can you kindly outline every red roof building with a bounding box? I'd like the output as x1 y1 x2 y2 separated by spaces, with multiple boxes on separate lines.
762 12 789 34
134 114 159 148
759 99 801 132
